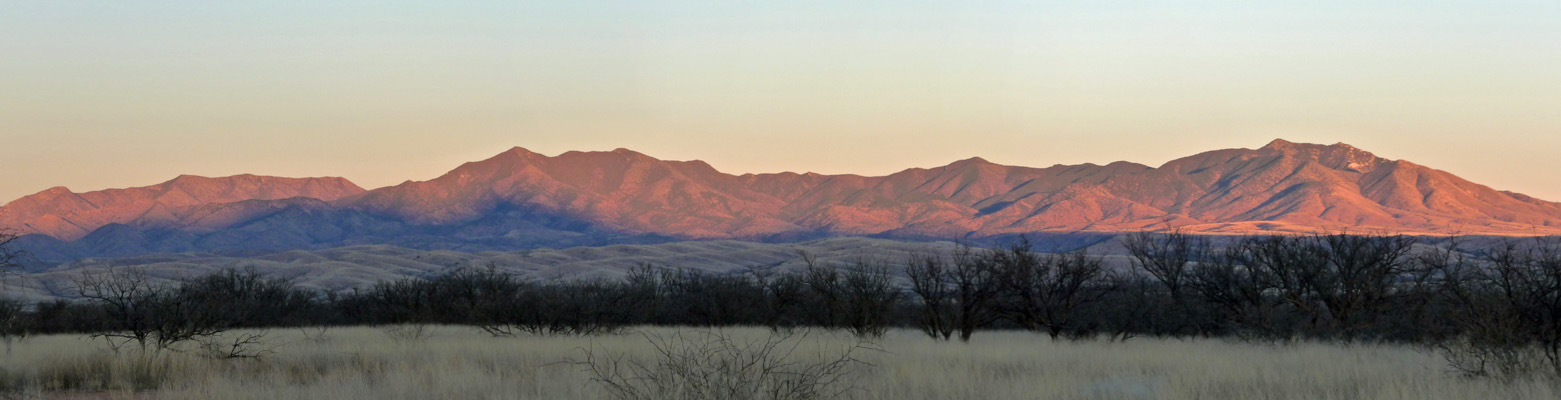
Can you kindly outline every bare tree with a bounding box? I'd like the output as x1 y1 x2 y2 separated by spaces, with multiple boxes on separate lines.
1310 233 1417 337
839 259 902 338
1419 237 1546 379
1187 246 1281 338
351 275 442 328
73 267 161 352
800 253 843 329
1122 228 1209 335
1209 233 1418 339
948 245 1002 342
434 264 532 337
0 298 23 356
1123 229 1204 305
905 252 955 340
648 267 767 327
1252 235 1327 330
750 266 809 332
801 254 901 338
625 264 665 324
73 267 230 353
1463 238 1561 378
535 278 635 335
181 267 314 328
993 239 1112 340
0 231 27 354
71 267 307 355
1095 272 1159 341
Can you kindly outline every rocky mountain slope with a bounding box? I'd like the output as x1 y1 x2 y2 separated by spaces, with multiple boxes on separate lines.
340 139 1561 237
0 175 364 240
5 139 1559 262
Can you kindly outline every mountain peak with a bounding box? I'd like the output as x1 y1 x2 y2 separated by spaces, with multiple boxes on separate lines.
501 146 541 158
468 147 544 168
1261 138 1297 150
166 174 230 184
11 186 79 205
11 139 1561 253
947 156 994 167
1259 139 1371 154
609 148 657 160
1254 139 1386 171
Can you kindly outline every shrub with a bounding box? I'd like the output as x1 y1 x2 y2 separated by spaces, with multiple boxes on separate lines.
577 329 873 400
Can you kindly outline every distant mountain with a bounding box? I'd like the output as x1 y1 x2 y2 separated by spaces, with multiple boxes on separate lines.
344 147 801 238
6 139 1560 262
344 139 1561 237
0 175 364 240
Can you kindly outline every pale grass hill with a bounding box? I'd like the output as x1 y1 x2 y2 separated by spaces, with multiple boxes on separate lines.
1 237 979 301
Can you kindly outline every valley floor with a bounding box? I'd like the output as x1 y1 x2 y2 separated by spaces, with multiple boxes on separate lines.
1 326 1556 400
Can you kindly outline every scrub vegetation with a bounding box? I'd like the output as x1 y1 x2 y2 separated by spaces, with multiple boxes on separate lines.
3 230 1561 398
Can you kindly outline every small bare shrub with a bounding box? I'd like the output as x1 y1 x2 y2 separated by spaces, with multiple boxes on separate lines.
197 331 277 360
577 329 873 400
1425 238 1561 381
299 325 333 344
382 324 437 344
1436 338 1547 381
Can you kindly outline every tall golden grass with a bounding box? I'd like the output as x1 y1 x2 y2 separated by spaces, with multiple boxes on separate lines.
0 326 1556 400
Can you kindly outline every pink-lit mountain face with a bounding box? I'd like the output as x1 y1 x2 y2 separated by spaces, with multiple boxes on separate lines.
0 175 364 240
339 139 1561 237
5 140 1560 253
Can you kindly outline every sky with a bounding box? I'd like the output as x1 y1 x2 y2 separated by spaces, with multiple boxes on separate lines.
2 1 1559 203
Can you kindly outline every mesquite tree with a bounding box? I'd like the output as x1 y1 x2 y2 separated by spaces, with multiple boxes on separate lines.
1123 229 1210 335
0 232 25 354
992 239 1112 340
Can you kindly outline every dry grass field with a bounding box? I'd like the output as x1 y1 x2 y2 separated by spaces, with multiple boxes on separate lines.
0 326 1556 400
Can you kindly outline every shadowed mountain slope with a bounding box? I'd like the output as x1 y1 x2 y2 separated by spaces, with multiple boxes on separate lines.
5 139 1559 262
0 175 364 241
338 139 1561 237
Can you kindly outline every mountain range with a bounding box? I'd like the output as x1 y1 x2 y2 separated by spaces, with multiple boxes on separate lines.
5 139 1559 263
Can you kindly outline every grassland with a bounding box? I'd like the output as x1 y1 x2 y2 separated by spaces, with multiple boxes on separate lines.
0 326 1556 400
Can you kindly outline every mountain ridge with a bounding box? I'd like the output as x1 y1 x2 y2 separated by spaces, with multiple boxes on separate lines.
1 175 364 241
5 139 1560 262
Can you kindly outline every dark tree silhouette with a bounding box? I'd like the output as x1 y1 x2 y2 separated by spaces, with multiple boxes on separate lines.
993 239 1112 340
0 231 26 354
906 252 955 340
1123 228 1210 335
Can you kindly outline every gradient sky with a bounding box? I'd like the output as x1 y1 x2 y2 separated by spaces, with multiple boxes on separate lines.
3 1 1559 203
